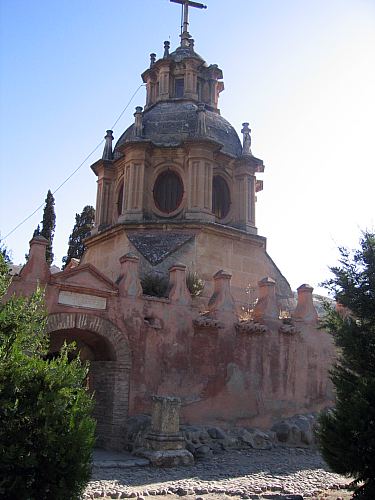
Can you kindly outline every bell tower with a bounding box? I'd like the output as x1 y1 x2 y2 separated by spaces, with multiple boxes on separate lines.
85 2 291 305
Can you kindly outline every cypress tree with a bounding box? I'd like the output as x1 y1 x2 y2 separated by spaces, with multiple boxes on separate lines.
34 190 56 266
62 205 95 269
317 232 375 499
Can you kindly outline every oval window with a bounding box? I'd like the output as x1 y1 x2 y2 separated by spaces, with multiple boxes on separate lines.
153 170 183 214
212 175 230 219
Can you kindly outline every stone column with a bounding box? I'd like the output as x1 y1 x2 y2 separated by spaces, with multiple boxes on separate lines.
185 144 215 222
234 155 264 234
184 61 198 100
292 284 318 323
253 277 279 321
93 161 115 229
159 68 170 100
234 163 257 234
119 145 148 223
139 396 194 466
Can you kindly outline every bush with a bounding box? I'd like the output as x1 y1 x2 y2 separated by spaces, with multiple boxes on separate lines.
0 254 96 500
316 232 375 499
141 272 169 298
186 271 205 297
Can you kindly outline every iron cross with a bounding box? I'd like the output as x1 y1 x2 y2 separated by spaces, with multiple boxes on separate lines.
170 0 207 44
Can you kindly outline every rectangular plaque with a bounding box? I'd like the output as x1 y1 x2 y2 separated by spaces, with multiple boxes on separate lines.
58 290 107 310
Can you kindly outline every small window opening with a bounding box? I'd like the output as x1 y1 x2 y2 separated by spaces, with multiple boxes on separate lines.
175 78 184 98
212 175 231 219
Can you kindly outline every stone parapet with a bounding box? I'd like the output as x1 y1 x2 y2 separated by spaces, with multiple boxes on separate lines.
118 253 142 297
253 276 279 321
292 284 318 323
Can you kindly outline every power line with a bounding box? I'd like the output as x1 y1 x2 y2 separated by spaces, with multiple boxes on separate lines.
2 83 145 241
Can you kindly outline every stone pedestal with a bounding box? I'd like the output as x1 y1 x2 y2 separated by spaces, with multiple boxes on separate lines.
138 396 194 467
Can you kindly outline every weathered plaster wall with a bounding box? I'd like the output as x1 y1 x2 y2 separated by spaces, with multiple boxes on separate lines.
83 223 292 307
7 237 334 449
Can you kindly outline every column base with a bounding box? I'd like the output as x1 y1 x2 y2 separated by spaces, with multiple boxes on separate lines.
137 449 194 467
146 432 185 451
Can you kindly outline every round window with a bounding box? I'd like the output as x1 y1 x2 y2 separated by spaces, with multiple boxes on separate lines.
153 170 183 214
212 175 230 219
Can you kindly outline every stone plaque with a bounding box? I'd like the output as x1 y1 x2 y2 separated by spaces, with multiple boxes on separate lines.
58 291 107 310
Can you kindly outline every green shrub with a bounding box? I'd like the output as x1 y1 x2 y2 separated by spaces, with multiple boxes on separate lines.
0 254 96 500
141 272 169 298
186 271 205 297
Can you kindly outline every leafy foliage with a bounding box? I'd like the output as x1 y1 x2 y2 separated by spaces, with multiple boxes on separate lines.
0 254 96 500
0 241 12 266
186 271 205 297
316 232 375 499
141 272 169 298
62 205 95 269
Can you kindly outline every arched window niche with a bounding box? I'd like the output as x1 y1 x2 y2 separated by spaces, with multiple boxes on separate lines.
153 169 184 214
212 175 231 220
117 182 124 217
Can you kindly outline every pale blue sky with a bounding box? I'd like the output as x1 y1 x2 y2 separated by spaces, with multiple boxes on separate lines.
1 0 374 293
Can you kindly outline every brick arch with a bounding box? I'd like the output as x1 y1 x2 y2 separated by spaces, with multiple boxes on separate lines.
46 313 130 365
46 312 131 450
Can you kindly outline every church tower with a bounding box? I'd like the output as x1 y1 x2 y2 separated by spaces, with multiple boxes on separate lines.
84 1 291 304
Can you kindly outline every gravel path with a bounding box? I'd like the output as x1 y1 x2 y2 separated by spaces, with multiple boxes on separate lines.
84 448 350 499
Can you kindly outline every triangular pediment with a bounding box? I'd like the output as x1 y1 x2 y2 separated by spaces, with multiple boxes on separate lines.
51 264 118 295
128 232 195 265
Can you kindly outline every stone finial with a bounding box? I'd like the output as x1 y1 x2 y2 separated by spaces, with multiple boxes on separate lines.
134 106 143 138
168 264 192 306
163 41 170 58
241 122 252 156
292 284 318 323
150 53 156 67
196 103 207 136
208 270 236 314
118 253 142 297
189 38 195 52
102 130 113 161
20 236 50 283
253 277 279 321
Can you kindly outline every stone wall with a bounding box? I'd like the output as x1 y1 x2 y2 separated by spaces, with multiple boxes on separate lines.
8 237 335 449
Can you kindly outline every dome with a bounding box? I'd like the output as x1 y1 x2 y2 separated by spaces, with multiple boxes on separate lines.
114 101 242 158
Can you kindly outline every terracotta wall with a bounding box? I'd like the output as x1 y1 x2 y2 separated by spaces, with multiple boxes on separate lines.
8 238 334 446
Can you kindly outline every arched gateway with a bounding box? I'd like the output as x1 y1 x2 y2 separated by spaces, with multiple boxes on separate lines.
46 313 131 449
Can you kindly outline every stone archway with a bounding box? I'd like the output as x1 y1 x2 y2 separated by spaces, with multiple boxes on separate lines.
46 313 131 449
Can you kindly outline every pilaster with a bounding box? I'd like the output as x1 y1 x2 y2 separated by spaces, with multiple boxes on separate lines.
92 160 115 230
233 156 263 234
185 142 216 222
118 144 149 223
